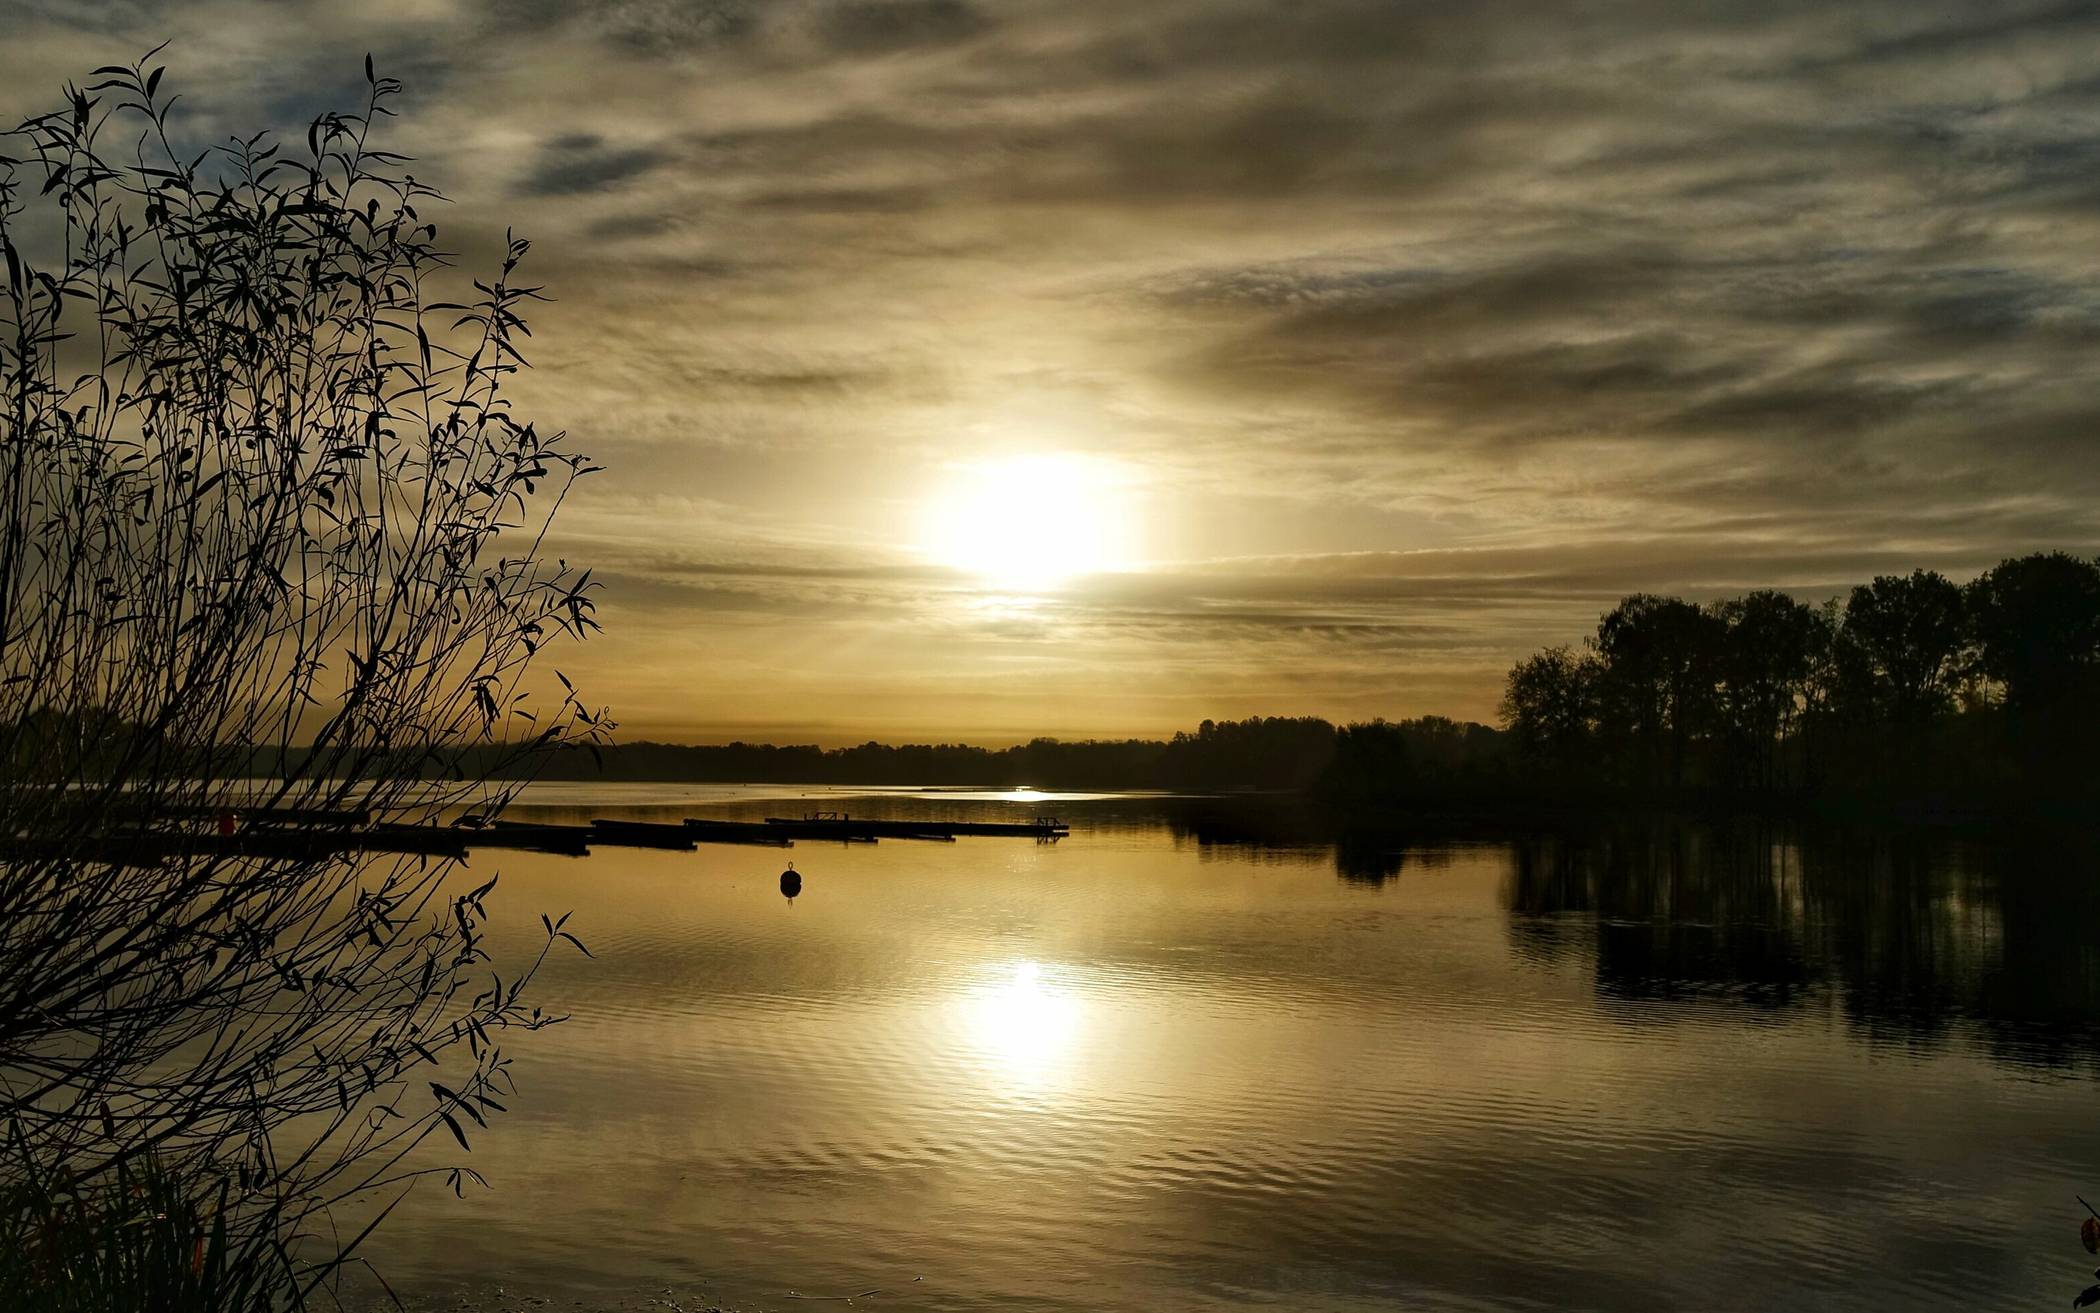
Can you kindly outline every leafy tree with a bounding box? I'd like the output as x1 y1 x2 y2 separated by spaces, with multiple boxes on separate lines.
1159 716 1337 789
1318 716 1505 799
1965 552 2100 783
1321 719 1415 796
1840 570 1968 725
1592 595 1725 789
1965 553 2100 714
1500 645 1597 773
1713 590 1826 790
1393 714 1499 776
0 55 607 1302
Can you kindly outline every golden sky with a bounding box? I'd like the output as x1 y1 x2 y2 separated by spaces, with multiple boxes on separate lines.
7 0 2100 743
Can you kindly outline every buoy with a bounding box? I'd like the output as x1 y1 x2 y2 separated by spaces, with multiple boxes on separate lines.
779 861 802 903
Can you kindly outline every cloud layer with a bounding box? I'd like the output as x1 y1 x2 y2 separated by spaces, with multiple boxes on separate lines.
7 0 2100 740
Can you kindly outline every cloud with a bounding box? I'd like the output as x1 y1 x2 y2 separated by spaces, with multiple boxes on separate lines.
516 132 672 195
6 0 2100 739
502 0 765 55
815 0 988 53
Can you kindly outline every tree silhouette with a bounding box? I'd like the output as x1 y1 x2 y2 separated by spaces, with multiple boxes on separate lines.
1966 553 2100 785
1842 571 1967 724
1966 553 2100 712
1713 590 1826 792
1593 595 1725 789
1490 555 2100 808
1500 645 1598 776
1826 570 1967 785
0 56 607 1302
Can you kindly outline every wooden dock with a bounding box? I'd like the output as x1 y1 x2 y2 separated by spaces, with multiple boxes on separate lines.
761 811 1067 841
681 819 794 847
588 819 699 849
7 808 1068 866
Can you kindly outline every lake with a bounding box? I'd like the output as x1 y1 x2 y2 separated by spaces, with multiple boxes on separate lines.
358 784 2100 1311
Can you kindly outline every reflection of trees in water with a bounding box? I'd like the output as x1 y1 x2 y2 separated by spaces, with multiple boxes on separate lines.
1506 822 2100 1066
1509 824 1819 1014
1128 796 2100 1068
1335 834 1407 884
1159 798 1455 885
1971 835 2100 1067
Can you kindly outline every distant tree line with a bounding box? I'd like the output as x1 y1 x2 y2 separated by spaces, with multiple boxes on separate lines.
371 551 2100 813
470 715 1376 792
462 712 1512 795
1500 551 2100 805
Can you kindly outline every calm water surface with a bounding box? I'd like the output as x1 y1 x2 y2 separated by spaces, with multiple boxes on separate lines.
362 785 2100 1311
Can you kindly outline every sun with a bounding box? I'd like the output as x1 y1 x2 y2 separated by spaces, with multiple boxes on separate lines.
919 453 1140 591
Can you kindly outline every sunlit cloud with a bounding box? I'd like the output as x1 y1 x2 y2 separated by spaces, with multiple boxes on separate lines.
7 0 2100 739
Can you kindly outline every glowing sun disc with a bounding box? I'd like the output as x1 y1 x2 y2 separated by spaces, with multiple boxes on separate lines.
919 453 1139 590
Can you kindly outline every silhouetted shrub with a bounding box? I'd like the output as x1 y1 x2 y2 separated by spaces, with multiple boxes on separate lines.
0 53 608 1304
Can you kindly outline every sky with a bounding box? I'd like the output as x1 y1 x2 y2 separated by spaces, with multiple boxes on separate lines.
6 0 2100 744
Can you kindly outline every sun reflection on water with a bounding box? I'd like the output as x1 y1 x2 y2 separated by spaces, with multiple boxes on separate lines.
962 959 1084 1091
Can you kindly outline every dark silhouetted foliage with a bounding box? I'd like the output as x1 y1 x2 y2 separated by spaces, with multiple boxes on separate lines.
1 54 606 1306
1501 645 1598 776
1495 552 2100 809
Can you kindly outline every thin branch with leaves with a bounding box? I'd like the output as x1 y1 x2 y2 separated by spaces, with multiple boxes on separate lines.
0 50 613 1306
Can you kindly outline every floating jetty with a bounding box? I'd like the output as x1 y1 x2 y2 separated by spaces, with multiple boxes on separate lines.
7 808 1066 867
681 818 794 847
761 811 1067 841
588 818 699 849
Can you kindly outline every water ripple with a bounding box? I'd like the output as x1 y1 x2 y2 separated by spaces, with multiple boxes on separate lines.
353 805 2100 1313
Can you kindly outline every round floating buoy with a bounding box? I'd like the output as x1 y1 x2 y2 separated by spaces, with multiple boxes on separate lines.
779 861 802 903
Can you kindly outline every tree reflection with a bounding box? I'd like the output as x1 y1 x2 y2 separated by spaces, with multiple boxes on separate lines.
1506 822 2100 1066
1510 824 1815 1011
1334 834 1410 885
1159 797 1437 886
